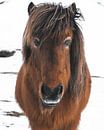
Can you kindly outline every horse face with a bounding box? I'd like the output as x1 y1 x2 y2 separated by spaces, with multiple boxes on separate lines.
31 29 73 108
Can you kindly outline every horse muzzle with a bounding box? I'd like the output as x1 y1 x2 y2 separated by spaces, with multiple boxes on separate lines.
40 83 64 107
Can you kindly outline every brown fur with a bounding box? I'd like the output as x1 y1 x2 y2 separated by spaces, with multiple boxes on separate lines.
15 2 91 130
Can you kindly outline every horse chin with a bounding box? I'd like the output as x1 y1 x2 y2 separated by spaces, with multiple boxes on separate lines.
39 99 55 114
39 98 62 114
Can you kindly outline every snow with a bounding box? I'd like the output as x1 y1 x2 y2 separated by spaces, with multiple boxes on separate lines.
0 0 104 130
80 78 104 130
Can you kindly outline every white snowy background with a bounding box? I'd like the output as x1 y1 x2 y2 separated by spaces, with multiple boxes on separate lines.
0 0 104 130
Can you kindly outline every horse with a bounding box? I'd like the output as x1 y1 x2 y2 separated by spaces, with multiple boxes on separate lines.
15 2 91 130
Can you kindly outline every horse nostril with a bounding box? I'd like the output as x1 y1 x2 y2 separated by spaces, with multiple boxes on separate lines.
41 84 63 98
53 85 63 96
41 84 51 97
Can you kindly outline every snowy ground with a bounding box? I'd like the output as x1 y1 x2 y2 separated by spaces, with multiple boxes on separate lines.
0 0 104 130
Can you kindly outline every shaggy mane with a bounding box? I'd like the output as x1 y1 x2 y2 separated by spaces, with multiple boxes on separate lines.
25 3 83 40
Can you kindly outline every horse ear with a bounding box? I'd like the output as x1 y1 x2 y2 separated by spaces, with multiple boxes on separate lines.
28 2 36 15
69 2 83 19
69 3 77 18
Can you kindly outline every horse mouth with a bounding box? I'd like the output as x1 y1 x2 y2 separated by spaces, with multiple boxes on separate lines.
40 97 62 107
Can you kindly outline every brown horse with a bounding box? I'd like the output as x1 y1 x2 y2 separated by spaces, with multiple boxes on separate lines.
15 2 91 130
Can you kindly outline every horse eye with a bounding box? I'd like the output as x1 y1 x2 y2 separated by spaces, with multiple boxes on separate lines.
64 37 72 47
33 37 41 47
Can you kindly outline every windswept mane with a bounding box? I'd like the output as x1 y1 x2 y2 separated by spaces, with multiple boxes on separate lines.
24 3 83 41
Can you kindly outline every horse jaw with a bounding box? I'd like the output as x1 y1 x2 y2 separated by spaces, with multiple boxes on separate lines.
39 99 54 115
